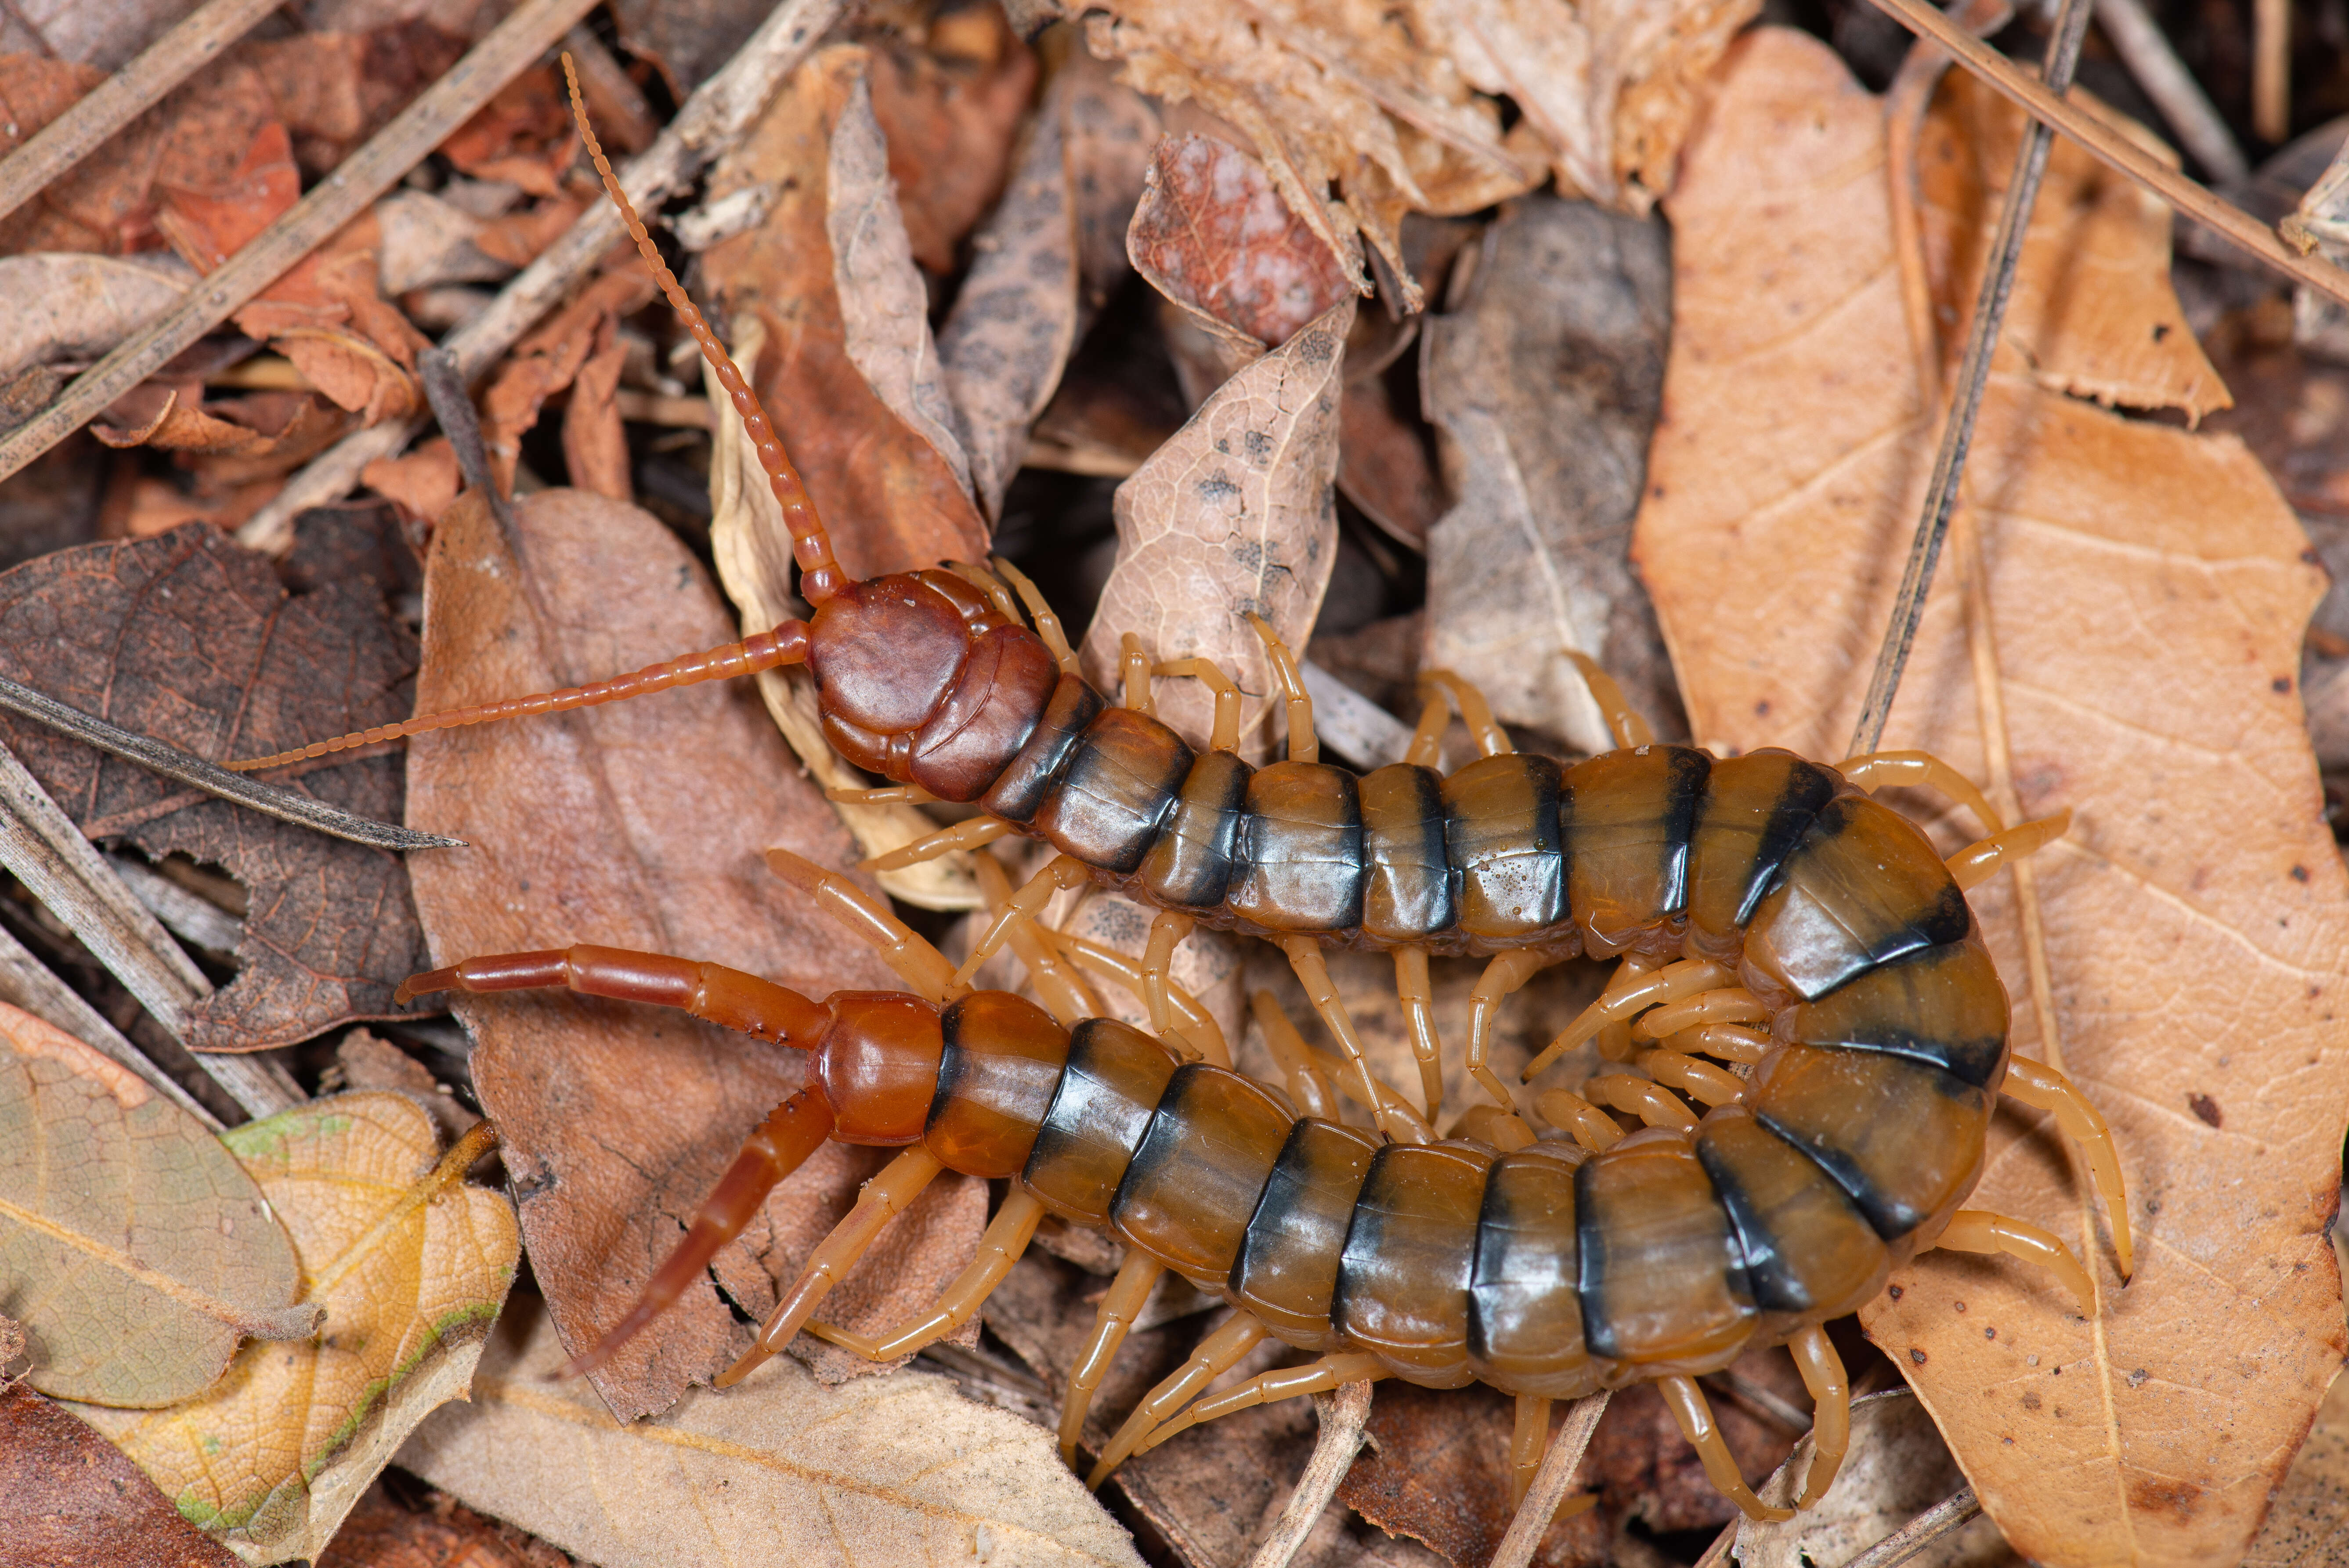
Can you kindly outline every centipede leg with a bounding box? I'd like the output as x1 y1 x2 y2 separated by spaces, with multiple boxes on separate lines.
1281 936 1431 1143
1152 655 1243 752
972 848 1101 1026
1087 1312 1271 1486
1657 1375 1794 1523
1946 809 2073 892
1930 1208 2094 1311
1132 1354 1388 1459
1511 1394 1552 1507
1057 930 1231 1065
1563 650 1655 748
1139 909 1196 1044
1060 1249 1165 1465
396 944 831 1044
1248 615 1319 764
1119 632 1156 712
806 1190 1046 1361
1532 1088 1623 1153
717 1146 947 1387
1393 944 1444 1119
858 814 1017 872
2000 1056 2133 1278
1836 749 2004 835
1409 669 1514 765
1788 1324 1850 1508
991 556 1077 675
1524 957 1735 1080
951 854 1091 989
1251 988 1339 1121
1467 949 1549 1110
763 847 958 1002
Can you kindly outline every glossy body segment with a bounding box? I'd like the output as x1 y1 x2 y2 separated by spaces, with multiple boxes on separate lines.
1749 1045 1992 1240
1142 750 1251 909
1742 795 1973 1001
1782 938 2009 1088
1561 746 1710 952
1684 751 1842 961
1034 708 1193 873
818 993 946 1144
1575 1131 1755 1376
982 674 1105 824
1334 1141 1496 1387
1443 754 1567 943
1112 1063 1294 1287
1359 763 1454 943
1230 1119 1383 1350
1694 1106 1888 1320
1468 1146 1597 1398
926 991 1070 1178
1226 761 1367 933
1022 1018 1185 1223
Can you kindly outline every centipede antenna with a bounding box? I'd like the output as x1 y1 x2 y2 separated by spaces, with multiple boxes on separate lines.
1846 0 2092 757
561 53 846 606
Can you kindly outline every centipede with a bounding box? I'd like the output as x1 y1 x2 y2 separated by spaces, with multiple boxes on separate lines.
238 57 2138 1532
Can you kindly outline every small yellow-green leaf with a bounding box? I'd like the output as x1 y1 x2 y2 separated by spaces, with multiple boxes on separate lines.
72 1093 517 1564
0 1001 313 1406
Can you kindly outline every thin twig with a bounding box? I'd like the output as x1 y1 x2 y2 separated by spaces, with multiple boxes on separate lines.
0 0 601 488
2253 0 2290 145
0 675 463 852
1861 0 2349 305
233 0 850 553
1491 1390 1610 1568
1849 0 2093 756
1246 1380 1375 1568
1845 1485 1983 1568
418 346 517 540
0 0 284 225
0 739 299 1116
2092 0 2247 184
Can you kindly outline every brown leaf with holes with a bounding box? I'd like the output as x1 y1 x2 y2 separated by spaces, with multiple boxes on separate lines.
1420 195 1680 754
1634 29 2349 1564
700 44 987 581
0 516 430 1051
1336 1381 1605 1568
402 488 951 1422
0 1382 244 1568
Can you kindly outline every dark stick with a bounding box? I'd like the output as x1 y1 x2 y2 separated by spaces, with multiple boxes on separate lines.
0 676 465 852
1846 0 2095 757
417 345 520 546
1844 1485 1983 1568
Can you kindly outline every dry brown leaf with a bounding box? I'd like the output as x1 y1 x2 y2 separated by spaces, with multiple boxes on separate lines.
310 1481 564 1568
1634 29 2349 1563
1733 1391 2009 1568
436 65 576 197
69 1093 517 1565
1076 292 1355 759
0 1381 244 1568
1335 1380 1605 1567
373 189 510 296
1917 72 2228 421
701 44 989 581
403 489 948 1422
864 12 1041 275
477 264 654 492
1420 195 1678 753
360 436 461 530
399 1295 1146 1568
0 520 433 1051
0 1001 315 1408
0 253 193 382
2244 1365 2349 1567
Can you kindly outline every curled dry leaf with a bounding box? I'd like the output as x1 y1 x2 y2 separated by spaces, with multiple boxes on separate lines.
401 1294 1147 1568
476 264 654 496
701 44 988 582
0 1001 314 1408
0 252 194 383
69 1094 517 1565
1419 195 1680 755
0 519 433 1051
1634 29 2349 1563
1734 1391 2003 1568
863 11 1041 276
402 489 950 1422
0 1381 243 1568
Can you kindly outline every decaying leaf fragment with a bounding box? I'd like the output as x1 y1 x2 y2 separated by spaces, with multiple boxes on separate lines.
402 490 967 1422
1419 195 1678 754
0 1001 315 1408
400 1297 1147 1568
2243 1365 2349 1567
1733 1391 2001 1567
0 252 194 382
70 1095 517 1566
1635 29 2349 1563
0 1381 243 1568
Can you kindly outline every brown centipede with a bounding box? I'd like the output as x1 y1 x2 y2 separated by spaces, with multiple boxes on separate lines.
249 57 2138 1528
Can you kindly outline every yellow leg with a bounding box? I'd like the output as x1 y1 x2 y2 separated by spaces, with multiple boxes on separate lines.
943 559 1023 622
1511 1394 1551 1508
1788 1324 1849 1508
1282 936 1430 1143
1931 1209 2093 1311
1836 748 2004 835
1055 930 1231 1066
1134 1353 1388 1459
1140 910 1195 1044
806 1190 1044 1360
1584 1073 1699 1131
1119 632 1155 712
1060 1249 1163 1465
764 848 957 1002
1450 1102 1536 1149
860 814 1017 872
1524 959 1735 1080
951 853 1091 988
1393 945 1444 1120
1533 1088 1623 1153
1253 988 1338 1121
1564 650 1655 748
992 556 1077 676
1948 810 2072 892
717 1146 946 1387
970 849 1101 1026
1406 669 1513 766
1467 949 1549 1110
2001 1055 2132 1278
1247 614 1317 764
825 783 938 805
1637 1049 1743 1107
1153 656 1243 752
1632 986 1768 1040
1656 1022 1773 1065
1658 1375 1793 1523
1088 1312 1269 1486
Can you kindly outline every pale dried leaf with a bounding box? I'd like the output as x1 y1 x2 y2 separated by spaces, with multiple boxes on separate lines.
399 1295 1147 1568
1077 295 1355 759
1734 1391 2007 1568
1635 30 2349 1563
1421 196 1677 753
373 189 512 296
0 1001 314 1408
2244 1364 2349 1566
829 68 974 505
0 252 193 381
69 1094 517 1566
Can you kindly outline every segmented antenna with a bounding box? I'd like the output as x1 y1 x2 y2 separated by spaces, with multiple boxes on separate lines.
561 53 846 605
